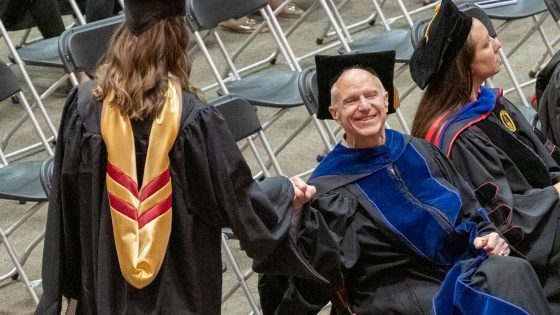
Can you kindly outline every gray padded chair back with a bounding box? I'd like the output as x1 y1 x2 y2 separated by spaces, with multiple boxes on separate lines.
459 5 497 38
298 66 319 116
410 19 428 49
186 0 267 31
40 156 55 196
0 62 20 102
209 96 262 142
59 15 124 74
545 0 560 22
411 6 496 50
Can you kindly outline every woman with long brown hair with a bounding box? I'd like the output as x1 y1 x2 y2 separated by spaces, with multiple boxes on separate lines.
36 0 315 313
410 0 560 311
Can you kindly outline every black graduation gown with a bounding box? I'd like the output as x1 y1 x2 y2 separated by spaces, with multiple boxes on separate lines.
536 49 560 146
35 82 308 314
433 89 560 309
260 132 551 315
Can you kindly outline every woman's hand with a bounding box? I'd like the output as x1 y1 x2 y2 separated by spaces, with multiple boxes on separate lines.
290 176 316 218
473 232 510 256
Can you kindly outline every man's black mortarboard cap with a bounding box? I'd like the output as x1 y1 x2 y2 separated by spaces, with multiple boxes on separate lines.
315 51 398 120
409 0 473 89
124 0 186 35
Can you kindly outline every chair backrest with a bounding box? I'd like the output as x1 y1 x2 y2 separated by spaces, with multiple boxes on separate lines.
40 156 55 196
58 14 124 74
186 0 267 31
0 61 21 102
209 95 262 142
460 5 497 38
298 66 319 116
545 0 560 22
411 6 496 50
410 19 428 49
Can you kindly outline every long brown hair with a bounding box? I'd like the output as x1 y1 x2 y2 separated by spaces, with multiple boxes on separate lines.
93 16 203 120
411 36 475 139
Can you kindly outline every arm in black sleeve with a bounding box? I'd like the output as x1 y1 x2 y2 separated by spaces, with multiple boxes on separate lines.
36 87 83 314
181 104 302 265
259 190 358 314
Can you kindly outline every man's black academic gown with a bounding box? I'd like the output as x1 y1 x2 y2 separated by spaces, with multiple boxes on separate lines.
260 130 551 315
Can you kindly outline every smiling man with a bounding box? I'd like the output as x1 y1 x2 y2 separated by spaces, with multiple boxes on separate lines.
258 51 553 315
329 67 388 148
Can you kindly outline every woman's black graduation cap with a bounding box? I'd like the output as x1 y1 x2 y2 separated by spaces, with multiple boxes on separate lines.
409 0 473 89
124 0 185 35
315 51 398 120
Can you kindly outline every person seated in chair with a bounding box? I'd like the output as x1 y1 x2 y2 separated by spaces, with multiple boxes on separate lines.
410 0 560 311
35 0 319 313
259 50 553 314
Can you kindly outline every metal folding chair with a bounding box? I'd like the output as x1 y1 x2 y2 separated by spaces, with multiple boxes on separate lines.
210 95 286 315
186 0 334 175
58 15 125 86
315 0 437 46
0 62 54 305
298 66 336 152
0 0 85 155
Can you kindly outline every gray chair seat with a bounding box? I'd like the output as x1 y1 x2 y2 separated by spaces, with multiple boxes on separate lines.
456 0 547 19
338 29 414 63
9 36 62 68
0 161 47 202
218 68 303 108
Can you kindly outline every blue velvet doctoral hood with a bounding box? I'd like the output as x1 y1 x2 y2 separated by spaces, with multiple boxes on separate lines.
310 129 407 180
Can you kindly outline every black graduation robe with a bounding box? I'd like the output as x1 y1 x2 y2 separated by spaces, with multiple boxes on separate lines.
35 81 313 314
535 49 560 146
427 86 560 310
260 130 551 315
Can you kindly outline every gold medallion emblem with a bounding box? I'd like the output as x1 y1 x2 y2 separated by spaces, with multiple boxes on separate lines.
499 110 517 132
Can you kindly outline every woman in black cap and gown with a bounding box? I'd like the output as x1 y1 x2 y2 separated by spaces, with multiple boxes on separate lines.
411 0 560 311
35 0 318 313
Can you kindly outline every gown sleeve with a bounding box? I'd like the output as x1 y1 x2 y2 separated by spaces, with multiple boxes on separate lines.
178 104 301 265
449 127 560 256
415 139 498 238
36 87 84 315
259 189 359 314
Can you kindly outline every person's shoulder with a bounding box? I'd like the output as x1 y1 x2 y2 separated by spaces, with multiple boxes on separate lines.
74 80 103 134
181 91 208 111
180 91 220 127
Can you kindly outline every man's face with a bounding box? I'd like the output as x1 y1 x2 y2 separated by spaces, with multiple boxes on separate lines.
328 69 389 148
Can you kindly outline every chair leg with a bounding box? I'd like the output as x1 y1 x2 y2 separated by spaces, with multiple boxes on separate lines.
499 49 530 107
221 234 261 315
0 227 39 304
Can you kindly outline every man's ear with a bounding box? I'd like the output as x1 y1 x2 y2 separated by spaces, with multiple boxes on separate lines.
383 90 389 113
329 105 338 121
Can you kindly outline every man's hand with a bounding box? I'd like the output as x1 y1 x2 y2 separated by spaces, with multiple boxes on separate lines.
473 232 510 256
290 176 316 218
553 182 560 199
